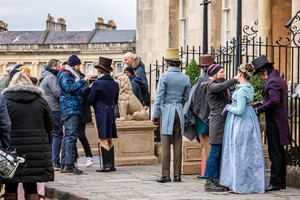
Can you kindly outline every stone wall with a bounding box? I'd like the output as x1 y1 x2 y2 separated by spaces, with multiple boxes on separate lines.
287 165 300 188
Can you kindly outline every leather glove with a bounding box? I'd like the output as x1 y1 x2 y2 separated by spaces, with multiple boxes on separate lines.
152 118 159 125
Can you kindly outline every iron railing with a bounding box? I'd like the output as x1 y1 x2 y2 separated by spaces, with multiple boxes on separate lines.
147 34 300 166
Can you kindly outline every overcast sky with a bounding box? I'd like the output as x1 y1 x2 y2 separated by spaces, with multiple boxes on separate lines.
0 0 137 31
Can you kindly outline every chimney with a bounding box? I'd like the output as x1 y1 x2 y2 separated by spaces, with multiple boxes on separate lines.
0 20 8 32
46 14 55 31
56 18 66 31
94 17 117 31
97 17 104 24
107 20 116 29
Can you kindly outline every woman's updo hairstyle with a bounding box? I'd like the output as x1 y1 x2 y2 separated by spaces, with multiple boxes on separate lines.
238 63 255 80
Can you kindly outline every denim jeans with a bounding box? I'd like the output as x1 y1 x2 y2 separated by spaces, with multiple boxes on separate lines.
204 144 222 179
61 114 80 165
51 111 63 164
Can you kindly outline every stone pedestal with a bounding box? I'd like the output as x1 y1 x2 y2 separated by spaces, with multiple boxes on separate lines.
170 137 203 175
181 137 203 175
115 120 158 166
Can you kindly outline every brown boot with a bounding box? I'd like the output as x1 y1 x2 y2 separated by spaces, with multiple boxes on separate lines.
3 193 18 200
25 194 40 200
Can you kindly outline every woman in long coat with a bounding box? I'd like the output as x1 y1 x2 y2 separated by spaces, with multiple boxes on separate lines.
1 72 54 199
88 57 119 173
0 93 10 149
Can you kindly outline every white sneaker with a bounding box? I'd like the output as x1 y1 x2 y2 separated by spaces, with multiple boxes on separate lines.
86 157 93 167
74 159 78 167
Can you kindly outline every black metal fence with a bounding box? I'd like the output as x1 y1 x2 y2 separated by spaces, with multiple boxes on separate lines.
147 34 300 166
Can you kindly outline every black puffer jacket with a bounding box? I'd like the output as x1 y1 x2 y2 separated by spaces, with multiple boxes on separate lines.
1 85 54 183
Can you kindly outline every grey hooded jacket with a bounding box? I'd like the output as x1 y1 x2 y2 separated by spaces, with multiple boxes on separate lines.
39 69 60 111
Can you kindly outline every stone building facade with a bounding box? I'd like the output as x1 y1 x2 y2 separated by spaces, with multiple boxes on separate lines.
137 0 299 63
0 14 136 79
137 0 299 83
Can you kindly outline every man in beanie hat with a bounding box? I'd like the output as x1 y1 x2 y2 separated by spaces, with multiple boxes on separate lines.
124 66 150 107
88 56 119 172
201 64 237 192
57 54 91 175
252 55 291 191
183 54 214 179
152 48 191 183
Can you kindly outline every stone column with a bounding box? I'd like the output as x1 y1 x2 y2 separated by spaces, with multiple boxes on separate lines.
0 63 5 76
291 0 299 21
169 0 179 48
0 63 8 77
257 0 274 176
32 63 39 78
258 0 272 41
210 0 222 49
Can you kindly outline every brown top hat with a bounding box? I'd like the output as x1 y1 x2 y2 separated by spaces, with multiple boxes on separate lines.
164 48 180 61
199 54 214 67
95 57 113 72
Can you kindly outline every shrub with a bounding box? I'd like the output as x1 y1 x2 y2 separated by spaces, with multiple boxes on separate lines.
250 74 264 101
185 59 200 86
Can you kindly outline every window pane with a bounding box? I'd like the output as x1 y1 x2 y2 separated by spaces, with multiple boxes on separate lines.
86 63 94 76
115 62 123 74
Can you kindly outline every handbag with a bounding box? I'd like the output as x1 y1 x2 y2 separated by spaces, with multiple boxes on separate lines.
0 148 25 179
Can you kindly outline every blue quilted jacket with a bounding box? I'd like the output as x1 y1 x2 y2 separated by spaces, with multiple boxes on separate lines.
57 68 90 118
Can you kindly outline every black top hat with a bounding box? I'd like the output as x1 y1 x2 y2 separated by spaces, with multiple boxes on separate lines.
95 57 113 72
251 55 274 75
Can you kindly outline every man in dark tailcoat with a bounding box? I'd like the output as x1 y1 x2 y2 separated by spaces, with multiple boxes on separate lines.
252 55 291 191
88 57 119 172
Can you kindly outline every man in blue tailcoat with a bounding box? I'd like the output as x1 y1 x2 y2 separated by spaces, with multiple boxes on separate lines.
152 48 190 183
88 57 119 172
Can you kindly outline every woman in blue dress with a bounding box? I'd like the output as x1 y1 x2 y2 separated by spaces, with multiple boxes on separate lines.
220 63 265 193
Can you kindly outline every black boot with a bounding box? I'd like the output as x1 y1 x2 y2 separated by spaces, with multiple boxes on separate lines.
96 147 111 172
110 146 116 171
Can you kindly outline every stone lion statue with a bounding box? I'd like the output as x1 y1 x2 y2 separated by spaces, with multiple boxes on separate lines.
114 74 148 121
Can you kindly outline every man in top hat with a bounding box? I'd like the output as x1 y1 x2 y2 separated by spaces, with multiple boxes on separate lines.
88 57 119 172
57 54 91 175
252 55 291 191
152 48 191 183
183 54 214 178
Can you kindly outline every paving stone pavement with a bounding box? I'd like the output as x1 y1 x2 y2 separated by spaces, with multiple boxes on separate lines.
45 157 300 200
